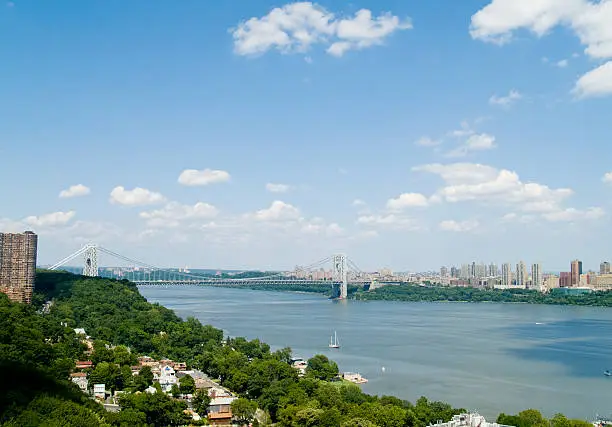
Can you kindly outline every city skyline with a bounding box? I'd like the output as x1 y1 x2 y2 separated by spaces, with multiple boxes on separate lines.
1 1 611 271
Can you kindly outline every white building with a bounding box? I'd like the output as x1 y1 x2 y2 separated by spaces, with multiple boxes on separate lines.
158 365 177 392
501 263 512 288
516 261 527 288
428 413 512 427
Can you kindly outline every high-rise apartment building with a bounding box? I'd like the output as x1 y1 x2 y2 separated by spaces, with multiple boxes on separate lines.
516 261 528 288
440 266 449 278
450 266 459 278
0 231 38 304
559 272 571 287
570 259 582 286
531 263 542 290
460 264 469 280
600 261 611 275
501 263 512 288
488 263 498 277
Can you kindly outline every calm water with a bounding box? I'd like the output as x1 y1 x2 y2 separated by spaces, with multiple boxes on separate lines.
140 286 612 420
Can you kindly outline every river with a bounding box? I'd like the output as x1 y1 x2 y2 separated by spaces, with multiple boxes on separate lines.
139 286 612 420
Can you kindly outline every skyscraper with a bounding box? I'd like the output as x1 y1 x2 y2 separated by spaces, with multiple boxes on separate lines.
488 263 498 277
570 259 582 286
440 266 449 278
502 263 512 288
0 231 38 304
531 263 542 290
600 262 611 275
516 261 527 288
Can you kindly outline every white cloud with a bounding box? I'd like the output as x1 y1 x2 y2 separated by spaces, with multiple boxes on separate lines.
23 211 76 228
352 199 366 207
178 169 231 186
266 183 291 193
446 133 497 158
386 193 429 210
470 0 612 97
574 61 612 98
253 200 301 221
542 207 605 222
489 90 522 106
109 186 166 206
231 2 411 57
603 172 612 184
413 163 573 213
439 219 480 232
556 59 569 68
356 214 422 230
415 136 441 147
59 184 91 199
448 121 475 138
140 202 219 228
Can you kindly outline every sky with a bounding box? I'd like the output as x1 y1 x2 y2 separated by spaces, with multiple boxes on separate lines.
1 0 612 272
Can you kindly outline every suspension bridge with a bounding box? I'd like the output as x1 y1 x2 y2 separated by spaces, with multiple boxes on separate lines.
48 244 370 299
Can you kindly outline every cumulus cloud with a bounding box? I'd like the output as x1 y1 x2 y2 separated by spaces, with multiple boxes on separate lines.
413 162 603 222
556 59 569 68
603 172 612 184
140 202 219 228
253 201 301 221
266 183 291 193
59 184 91 199
489 90 522 107
23 211 76 228
386 193 429 210
470 0 612 97
439 219 480 232
231 2 411 57
446 133 496 158
109 186 166 206
352 199 366 207
178 169 231 186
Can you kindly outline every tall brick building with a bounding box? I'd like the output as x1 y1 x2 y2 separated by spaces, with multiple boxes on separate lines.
0 231 38 304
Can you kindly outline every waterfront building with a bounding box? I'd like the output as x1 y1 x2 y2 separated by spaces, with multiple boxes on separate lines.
592 274 612 291
0 231 38 304
531 263 542 290
559 272 571 287
488 263 498 277
440 266 449 278
460 264 470 280
543 275 559 291
516 261 527 288
570 259 582 286
427 413 512 427
600 261 611 275
450 266 459 278
501 263 512 288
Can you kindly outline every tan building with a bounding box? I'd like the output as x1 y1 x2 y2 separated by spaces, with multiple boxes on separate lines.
542 275 559 291
0 231 38 304
591 274 612 291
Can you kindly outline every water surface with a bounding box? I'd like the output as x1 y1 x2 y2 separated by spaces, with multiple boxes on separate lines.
140 286 612 419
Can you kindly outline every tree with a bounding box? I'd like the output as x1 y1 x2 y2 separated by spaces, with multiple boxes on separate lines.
89 361 121 393
306 354 339 381
170 383 181 397
192 388 211 415
134 366 154 391
231 398 258 426
342 418 377 427
113 345 137 367
178 375 195 395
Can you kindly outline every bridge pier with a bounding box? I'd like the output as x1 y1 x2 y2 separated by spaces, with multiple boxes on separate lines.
332 254 348 299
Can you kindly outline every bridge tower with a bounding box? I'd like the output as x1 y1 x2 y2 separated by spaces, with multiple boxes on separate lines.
332 254 348 299
83 244 98 277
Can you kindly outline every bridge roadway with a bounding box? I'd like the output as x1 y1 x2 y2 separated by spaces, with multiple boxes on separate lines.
134 278 373 286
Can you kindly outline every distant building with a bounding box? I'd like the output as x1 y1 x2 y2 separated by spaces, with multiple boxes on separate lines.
93 384 106 400
592 274 612 291
531 263 542 290
488 263 498 277
440 266 449 278
559 272 571 288
70 373 88 392
0 231 38 304
570 259 582 286
501 263 512 288
600 262 611 275
516 261 527 288
543 275 559 291
427 412 512 427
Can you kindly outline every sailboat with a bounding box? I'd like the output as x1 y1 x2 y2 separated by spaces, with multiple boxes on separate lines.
329 331 340 349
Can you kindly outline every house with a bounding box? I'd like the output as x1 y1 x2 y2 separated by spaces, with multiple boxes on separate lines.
173 362 187 371
70 372 88 392
158 365 177 392
93 384 106 400
208 396 236 427
144 386 157 394
75 361 93 370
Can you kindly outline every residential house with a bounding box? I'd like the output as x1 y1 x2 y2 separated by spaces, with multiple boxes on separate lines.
93 384 106 400
70 372 88 392
208 396 236 427
158 365 177 392
75 361 93 371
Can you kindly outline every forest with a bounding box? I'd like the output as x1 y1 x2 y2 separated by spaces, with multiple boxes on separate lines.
0 271 594 426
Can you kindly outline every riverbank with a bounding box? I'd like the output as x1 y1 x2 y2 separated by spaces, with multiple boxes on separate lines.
1 272 597 426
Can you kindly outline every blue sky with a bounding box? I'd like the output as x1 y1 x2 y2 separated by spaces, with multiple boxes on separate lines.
1 0 611 272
